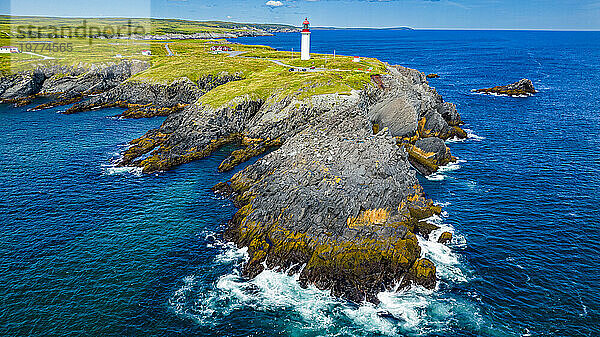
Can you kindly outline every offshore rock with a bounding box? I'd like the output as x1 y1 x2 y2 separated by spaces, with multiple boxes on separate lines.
438 232 453 244
474 78 536 97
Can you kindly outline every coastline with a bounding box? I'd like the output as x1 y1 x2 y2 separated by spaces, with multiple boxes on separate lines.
3 27 600 337
0 37 467 304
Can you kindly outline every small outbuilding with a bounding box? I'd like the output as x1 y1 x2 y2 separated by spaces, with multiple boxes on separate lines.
210 45 233 52
141 50 152 56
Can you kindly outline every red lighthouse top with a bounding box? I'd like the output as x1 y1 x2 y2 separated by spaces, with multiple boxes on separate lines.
302 18 310 32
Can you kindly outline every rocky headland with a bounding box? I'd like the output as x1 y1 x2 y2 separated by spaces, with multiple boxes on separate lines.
474 78 536 97
0 54 467 304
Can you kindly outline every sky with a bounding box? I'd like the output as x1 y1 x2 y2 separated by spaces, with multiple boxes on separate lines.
4 0 600 30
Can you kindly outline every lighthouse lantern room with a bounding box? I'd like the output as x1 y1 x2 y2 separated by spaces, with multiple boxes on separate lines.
301 18 311 61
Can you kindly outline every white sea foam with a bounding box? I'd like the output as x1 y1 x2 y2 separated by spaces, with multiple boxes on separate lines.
215 245 248 264
419 214 469 283
426 159 465 181
471 91 532 98
169 274 199 317
103 165 143 176
169 208 477 336
463 128 485 141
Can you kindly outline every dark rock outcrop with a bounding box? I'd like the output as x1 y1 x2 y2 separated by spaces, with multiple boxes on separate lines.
474 78 536 97
404 137 456 176
221 122 440 303
438 232 453 244
65 78 202 116
218 138 281 172
0 62 243 119
368 66 466 143
65 73 242 117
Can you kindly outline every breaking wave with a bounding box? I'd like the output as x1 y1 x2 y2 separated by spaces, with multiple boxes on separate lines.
102 165 143 176
170 209 480 336
446 129 485 143
426 159 466 181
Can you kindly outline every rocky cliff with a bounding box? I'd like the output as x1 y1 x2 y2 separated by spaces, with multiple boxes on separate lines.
0 60 150 109
0 61 243 118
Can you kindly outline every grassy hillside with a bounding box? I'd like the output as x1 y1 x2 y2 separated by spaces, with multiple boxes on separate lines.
129 40 387 107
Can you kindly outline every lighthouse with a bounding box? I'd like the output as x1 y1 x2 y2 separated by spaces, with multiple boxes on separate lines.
301 18 311 61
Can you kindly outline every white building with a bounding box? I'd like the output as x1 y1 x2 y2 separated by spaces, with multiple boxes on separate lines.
210 45 233 53
141 50 152 56
301 18 311 61
353 56 361 63
0 46 20 54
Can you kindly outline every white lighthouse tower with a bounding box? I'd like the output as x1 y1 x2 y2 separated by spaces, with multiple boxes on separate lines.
301 18 311 61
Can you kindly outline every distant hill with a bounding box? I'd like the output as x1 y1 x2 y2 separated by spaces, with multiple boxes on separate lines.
0 16 299 39
312 26 414 31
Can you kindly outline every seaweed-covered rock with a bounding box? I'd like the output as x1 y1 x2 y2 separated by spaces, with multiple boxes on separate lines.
474 78 536 97
218 138 282 172
409 258 437 289
438 232 453 244
403 136 455 176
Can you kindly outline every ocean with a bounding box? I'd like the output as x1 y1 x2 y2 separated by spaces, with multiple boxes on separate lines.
1 30 599 336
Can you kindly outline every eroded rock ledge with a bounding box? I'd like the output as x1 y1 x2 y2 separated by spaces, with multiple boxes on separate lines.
214 120 442 303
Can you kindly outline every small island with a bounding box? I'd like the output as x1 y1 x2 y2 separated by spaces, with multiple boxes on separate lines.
473 78 536 97
0 16 468 304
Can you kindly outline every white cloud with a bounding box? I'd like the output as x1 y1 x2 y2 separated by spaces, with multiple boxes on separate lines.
266 0 284 7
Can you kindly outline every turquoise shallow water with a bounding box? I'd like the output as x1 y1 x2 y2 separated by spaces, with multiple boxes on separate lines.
2 30 600 336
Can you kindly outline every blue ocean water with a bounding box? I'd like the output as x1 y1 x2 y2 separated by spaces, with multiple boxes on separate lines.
2 30 599 336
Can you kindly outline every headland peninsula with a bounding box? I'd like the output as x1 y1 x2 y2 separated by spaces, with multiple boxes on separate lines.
0 16 468 304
